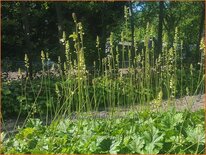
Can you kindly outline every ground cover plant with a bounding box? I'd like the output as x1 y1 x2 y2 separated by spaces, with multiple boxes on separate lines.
2 109 205 154
1 2 205 154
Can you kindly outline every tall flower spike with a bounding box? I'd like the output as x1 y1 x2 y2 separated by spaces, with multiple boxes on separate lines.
124 6 128 18
24 54 29 69
65 40 70 62
41 50 45 65
109 32 114 47
72 13 77 23
200 38 205 54
46 52 49 59
62 31 66 43
96 36 100 48
18 68 22 78
190 64 193 76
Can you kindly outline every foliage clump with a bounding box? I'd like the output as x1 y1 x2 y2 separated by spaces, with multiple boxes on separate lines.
2 110 205 154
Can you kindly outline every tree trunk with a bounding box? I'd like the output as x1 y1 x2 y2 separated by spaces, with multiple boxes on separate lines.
100 4 106 72
157 1 164 57
55 3 65 73
196 2 205 61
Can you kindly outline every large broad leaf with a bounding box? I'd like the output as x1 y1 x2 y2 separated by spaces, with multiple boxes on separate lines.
109 136 122 154
128 135 145 153
160 112 183 130
142 126 164 154
186 124 205 144
96 136 112 153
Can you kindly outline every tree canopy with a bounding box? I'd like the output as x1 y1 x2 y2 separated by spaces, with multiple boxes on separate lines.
2 1 205 71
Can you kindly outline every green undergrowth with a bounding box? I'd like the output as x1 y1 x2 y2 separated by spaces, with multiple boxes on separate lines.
2 109 205 154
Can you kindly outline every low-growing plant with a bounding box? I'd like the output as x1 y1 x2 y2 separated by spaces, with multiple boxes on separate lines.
2 109 205 154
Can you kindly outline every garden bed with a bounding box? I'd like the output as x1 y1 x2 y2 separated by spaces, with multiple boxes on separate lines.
2 108 205 154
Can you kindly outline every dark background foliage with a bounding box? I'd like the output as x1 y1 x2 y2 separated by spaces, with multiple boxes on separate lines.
2 1 204 72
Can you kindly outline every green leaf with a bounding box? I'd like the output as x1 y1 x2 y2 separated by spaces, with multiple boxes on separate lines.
17 96 26 102
3 89 11 95
109 136 122 154
1 132 6 142
143 126 164 154
129 135 145 153
186 124 205 144
69 33 78 40
97 136 112 153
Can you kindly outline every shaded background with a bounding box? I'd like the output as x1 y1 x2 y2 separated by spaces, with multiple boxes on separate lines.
1 1 205 72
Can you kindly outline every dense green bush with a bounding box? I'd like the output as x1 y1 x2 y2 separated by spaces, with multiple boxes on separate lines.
2 78 58 118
